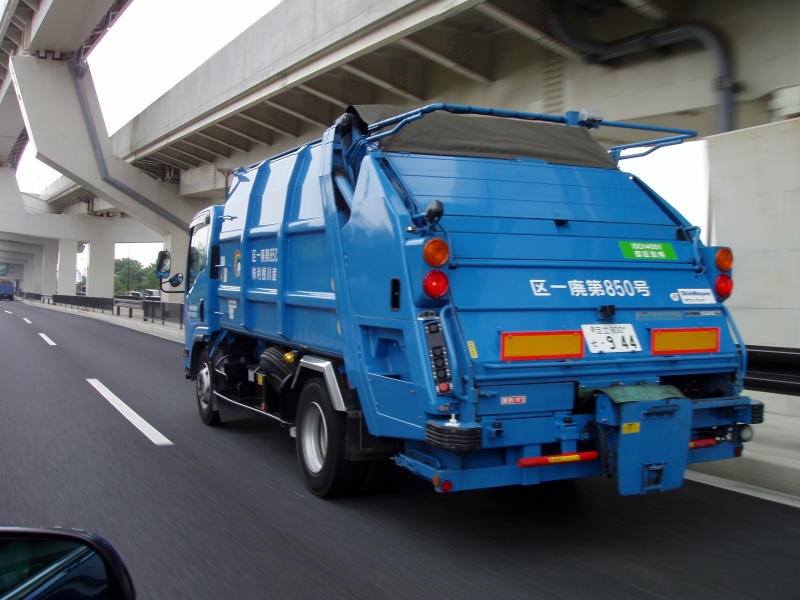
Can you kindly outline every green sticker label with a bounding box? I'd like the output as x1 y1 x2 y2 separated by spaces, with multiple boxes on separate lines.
619 241 677 260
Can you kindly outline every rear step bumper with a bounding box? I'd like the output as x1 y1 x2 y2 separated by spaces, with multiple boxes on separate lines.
396 395 763 494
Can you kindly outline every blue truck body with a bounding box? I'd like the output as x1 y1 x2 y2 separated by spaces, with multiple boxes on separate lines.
0 280 14 300
168 104 762 497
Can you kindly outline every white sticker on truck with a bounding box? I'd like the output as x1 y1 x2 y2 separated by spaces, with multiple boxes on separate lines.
678 289 715 304
228 300 236 319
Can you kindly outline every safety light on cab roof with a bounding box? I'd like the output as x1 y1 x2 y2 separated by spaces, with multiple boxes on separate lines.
715 248 734 271
423 238 449 267
422 270 449 298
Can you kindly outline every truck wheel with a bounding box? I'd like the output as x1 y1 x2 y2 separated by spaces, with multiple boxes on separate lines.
296 378 365 497
196 348 221 426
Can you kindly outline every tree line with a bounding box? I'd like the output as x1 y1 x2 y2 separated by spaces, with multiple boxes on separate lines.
114 258 161 296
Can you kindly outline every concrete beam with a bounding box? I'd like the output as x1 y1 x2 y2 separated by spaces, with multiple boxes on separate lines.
296 84 348 110
262 99 329 129
0 167 163 243
339 63 422 103
0 82 24 163
10 56 203 239
27 0 117 55
114 0 485 160
473 3 578 60
396 37 490 84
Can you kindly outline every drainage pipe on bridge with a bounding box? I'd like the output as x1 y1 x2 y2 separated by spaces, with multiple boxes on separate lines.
550 0 734 133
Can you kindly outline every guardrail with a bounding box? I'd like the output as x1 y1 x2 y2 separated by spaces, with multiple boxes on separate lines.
18 292 184 330
744 346 800 396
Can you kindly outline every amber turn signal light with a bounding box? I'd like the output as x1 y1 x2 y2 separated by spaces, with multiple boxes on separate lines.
423 238 450 267
715 248 734 271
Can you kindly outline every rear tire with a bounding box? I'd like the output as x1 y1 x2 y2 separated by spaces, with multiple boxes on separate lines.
296 378 366 497
196 348 221 426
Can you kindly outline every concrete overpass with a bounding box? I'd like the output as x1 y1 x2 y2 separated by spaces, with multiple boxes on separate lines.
2 0 800 347
0 0 170 297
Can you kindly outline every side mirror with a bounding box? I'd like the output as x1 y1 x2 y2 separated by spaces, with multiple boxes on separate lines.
0 527 136 599
424 200 444 227
169 273 184 288
156 251 171 279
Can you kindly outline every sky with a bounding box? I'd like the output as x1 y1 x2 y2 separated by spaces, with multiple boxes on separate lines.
13 0 708 270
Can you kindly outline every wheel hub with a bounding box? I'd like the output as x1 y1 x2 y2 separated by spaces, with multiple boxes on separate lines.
301 402 328 474
197 364 211 410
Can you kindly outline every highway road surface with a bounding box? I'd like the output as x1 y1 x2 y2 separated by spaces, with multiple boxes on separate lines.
1 301 798 599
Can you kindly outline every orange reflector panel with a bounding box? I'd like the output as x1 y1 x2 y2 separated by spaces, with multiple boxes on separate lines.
501 331 584 361
651 328 720 355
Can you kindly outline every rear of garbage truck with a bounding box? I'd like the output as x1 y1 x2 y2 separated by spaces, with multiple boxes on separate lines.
170 104 761 498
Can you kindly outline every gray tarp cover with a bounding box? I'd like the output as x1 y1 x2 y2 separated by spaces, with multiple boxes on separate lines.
352 105 617 169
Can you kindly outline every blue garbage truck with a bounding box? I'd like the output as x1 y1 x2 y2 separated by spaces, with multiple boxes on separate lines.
156 104 762 497
0 279 14 301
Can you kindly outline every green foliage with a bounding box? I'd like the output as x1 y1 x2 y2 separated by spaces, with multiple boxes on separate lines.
142 262 161 292
114 258 146 295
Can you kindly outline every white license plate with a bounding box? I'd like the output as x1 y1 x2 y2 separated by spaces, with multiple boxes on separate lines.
582 324 641 354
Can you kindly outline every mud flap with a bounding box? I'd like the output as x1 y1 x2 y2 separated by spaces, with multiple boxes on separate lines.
616 398 692 495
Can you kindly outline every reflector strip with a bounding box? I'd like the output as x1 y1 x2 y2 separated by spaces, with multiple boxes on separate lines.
651 327 719 355
501 330 584 361
518 450 598 468
689 438 717 449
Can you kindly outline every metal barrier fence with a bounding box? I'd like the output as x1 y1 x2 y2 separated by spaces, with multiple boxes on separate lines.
53 294 115 312
143 300 184 328
18 292 184 330
18 292 42 302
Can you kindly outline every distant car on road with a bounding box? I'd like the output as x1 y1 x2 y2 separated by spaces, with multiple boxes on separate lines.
144 289 161 301
127 291 143 299
0 279 14 300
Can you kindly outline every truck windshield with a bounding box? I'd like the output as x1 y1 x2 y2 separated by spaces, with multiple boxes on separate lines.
187 223 209 290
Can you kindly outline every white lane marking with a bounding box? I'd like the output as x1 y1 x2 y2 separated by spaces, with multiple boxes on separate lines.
684 471 800 510
86 379 173 446
23 318 31 324
39 333 56 345
4 310 11 314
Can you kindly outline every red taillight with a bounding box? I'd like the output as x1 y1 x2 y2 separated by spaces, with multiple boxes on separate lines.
440 480 453 492
715 273 733 298
423 270 449 298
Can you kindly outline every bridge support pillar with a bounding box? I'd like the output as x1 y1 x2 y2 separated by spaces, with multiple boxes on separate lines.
57 239 77 296
86 239 114 297
42 240 58 296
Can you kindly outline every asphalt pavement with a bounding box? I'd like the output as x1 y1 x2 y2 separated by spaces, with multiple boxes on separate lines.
1 300 799 599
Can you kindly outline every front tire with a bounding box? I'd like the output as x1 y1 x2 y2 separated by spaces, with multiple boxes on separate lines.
196 348 221 426
296 378 365 497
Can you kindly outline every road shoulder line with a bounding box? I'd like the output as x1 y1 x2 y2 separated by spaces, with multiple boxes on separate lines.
684 470 800 509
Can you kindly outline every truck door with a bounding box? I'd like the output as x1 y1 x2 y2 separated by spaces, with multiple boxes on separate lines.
185 209 221 343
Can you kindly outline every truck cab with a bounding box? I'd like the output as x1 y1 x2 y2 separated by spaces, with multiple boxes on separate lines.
159 104 762 498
